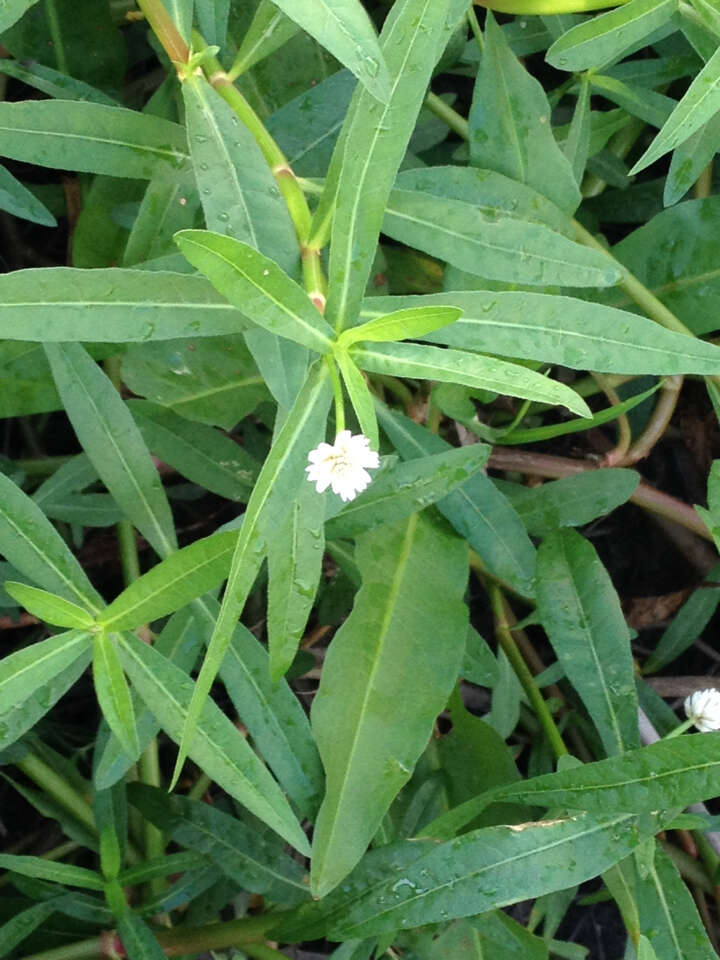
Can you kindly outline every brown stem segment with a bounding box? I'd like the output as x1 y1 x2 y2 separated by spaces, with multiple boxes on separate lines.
135 0 188 65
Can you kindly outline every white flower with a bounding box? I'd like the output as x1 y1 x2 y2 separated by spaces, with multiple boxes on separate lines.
306 430 380 502
684 688 720 732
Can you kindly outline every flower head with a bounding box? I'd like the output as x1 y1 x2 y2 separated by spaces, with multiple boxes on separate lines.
684 688 720 732
306 430 380 502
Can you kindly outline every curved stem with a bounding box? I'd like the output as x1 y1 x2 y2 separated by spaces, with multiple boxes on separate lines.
619 375 682 466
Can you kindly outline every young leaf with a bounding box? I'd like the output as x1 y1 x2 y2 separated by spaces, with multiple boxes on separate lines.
269 0 389 101
536 529 639 756
339 306 461 348
172 361 331 789
117 630 310 854
469 12 580 214
363 291 720 375
382 190 620 287
0 100 187 178
267 480 326 681
45 342 177 558
378 406 536 598
0 269 242 342
176 229 334 353
97 531 237 632
352 342 592 417
0 630 92 716
4 582 96 629
0 472 103 612
547 0 677 72
311 512 468 897
334 349 379 448
93 632 140 760
630 45 720 173
563 77 591 185
325 0 453 331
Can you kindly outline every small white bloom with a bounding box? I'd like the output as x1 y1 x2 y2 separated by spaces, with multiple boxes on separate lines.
305 430 380 502
684 688 720 732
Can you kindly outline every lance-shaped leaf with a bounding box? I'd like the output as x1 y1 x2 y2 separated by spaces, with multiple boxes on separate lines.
269 0 389 101
128 784 310 906
362 291 720 375
4 582 96 629
0 269 244 342
117 630 310 854
382 190 620 288
469 12 580 214
115 914 165 960
231 1 300 75
665 109 720 205
0 164 56 226
172 361 331 788
339 305 462 348
325 0 453 331
166 0 193 41
311 512 468 897
0 100 187 178
0 855 103 890
0 472 103 613
93 632 140 760
536 529 639 756
0 0 41 32
378 406 536 598
335 349 379 448
352 342 591 417
46 342 177 559
0 630 91 716
279 811 663 940
0 901 59 958
564 77 591 184
422 733 720 839
547 0 678 72
630 45 720 173
325 444 491 540
98 532 237 632
176 230 334 353
267 480 326 682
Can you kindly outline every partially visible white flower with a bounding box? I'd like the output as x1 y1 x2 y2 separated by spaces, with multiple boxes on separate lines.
684 688 720 732
306 430 380 502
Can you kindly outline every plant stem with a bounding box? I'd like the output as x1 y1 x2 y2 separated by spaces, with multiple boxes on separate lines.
487 583 569 759
16 752 96 835
327 356 346 433
619 374 682 466
135 0 189 65
591 373 632 465
424 91 469 140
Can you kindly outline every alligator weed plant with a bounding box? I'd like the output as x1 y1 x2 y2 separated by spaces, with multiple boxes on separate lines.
6 0 720 957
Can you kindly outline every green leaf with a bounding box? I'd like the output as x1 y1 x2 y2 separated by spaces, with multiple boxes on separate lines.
166 0 193 41
0 56 118 105
115 913 165 960
0 472 103 612
45 342 177 558
0 100 187 178
206 602 325 820
281 811 662 940
173 361 331 789
267 480 325 681
382 189 620 288
630 46 720 172
122 335 268 430
335 349 379 448
128 400 258 502
547 0 677 72
497 469 641 537
326 444 491 540
563 77 591 185
98 532 236 632
363 291 720 375
123 160 199 268
665 110 720 205
377 407 537 598
176 229 334 353
0 164 56 226
339 305 462 347
469 13 580 214
311 512 468 897
231 1 300 75
353 342 591 417
0 900 58 957
636 843 717 959
0 0 41 33
0 630 91 716
128 783 310 905
638 936 659 960
427 732 720 839
117 630 310 854
0 269 244 342
93 632 140 760
325 0 453 331
0 854 103 891
590 74 674 128
4 582 96 629
536 529 639 756
269 0 389 101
